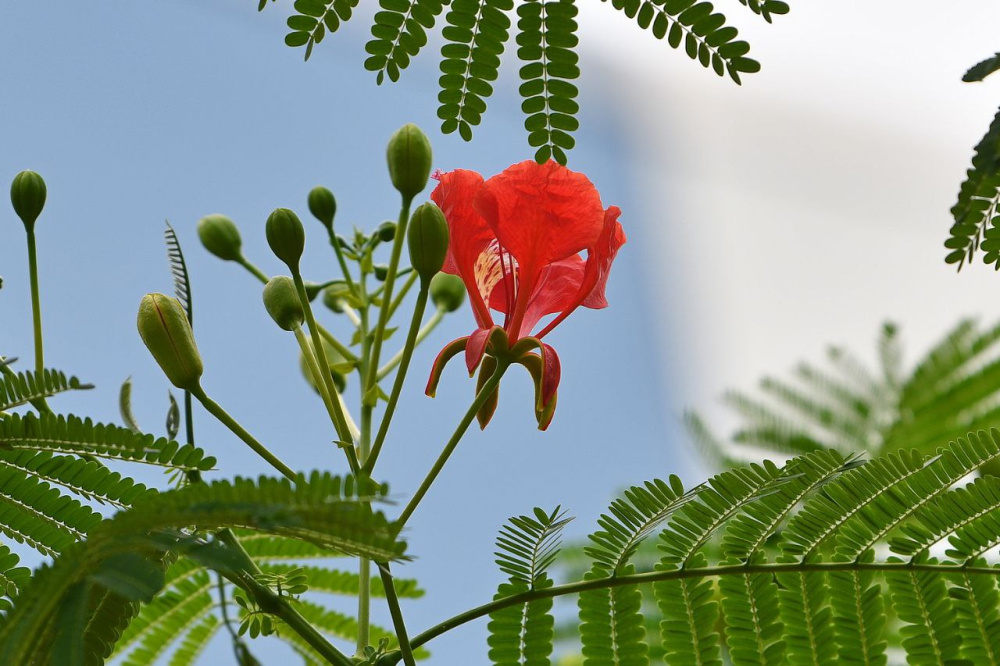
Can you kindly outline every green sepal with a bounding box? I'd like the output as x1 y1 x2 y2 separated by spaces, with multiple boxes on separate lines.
475 355 501 429
516 353 558 431
425 337 469 397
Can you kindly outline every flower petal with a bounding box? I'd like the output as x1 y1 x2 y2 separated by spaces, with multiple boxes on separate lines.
509 255 586 338
465 326 493 375
474 160 605 274
431 169 496 329
425 336 469 397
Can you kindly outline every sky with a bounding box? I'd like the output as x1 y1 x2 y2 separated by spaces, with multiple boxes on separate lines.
0 2 681 663
6 1 1000 664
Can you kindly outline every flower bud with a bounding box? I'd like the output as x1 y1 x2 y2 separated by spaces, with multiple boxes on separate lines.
386 123 432 199
308 186 336 231
197 214 243 262
266 208 305 272
137 293 203 391
429 273 466 312
10 170 47 231
262 276 304 331
374 264 389 281
299 340 347 394
377 221 396 243
407 203 449 284
323 283 351 312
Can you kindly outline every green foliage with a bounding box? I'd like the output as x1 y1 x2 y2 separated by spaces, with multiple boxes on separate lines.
0 411 216 471
686 319 1000 465
0 367 92 412
0 473 406 664
260 0 765 163
488 507 570 665
964 52 1000 83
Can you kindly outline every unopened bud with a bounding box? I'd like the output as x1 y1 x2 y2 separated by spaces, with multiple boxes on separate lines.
408 203 449 284
308 186 336 230
266 208 305 272
263 276 304 331
10 170 47 231
386 123 432 199
137 293 203 391
197 214 243 262
374 264 389 281
377 221 396 242
430 273 466 312
323 283 352 312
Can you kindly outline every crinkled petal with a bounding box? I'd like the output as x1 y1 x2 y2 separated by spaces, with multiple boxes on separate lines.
474 160 605 275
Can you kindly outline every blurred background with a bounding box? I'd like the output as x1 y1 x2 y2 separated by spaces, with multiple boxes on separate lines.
3 0 1000 663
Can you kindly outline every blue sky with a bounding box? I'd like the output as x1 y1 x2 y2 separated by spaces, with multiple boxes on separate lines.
0 2 691 663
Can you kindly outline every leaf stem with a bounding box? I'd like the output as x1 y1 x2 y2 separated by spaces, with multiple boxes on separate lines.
294 326 360 472
190 386 297 482
377 305 443 382
378 562 417 666
394 360 509 531
293 273 355 448
389 559 1000 659
365 197 412 406
357 273 374 653
326 227 359 297
25 230 44 376
363 287 429 475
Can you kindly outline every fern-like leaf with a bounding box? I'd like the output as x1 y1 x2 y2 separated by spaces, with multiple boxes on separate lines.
653 551 722 666
0 367 92 412
438 0 514 141
827 551 887 666
285 0 360 60
718 553 785 666
365 0 446 84
164 221 192 322
949 560 1000 664
885 555 963 665
733 0 788 23
946 105 1000 269
964 52 1000 83
601 0 759 83
517 0 580 165
0 412 216 471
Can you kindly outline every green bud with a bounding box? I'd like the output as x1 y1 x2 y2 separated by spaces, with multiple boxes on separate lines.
262 276 304 331
407 203 449 284
266 208 305 272
377 221 396 242
374 264 389 281
429 273 466 312
308 186 336 230
10 170 47 231
197 214 243 262
386 123 432 199
322 283 351 312
137 293 203 391
300 339 347 394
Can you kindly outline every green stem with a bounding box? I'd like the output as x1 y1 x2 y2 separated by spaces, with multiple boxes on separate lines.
327 227 359 297
365 197 412 402
237 256 269 284
25 230 44 376
191 386 297 482
377 562 417 666
377 306 443 381
385 271 417 323
384 559 1000 661
294 327 360 473
293 273 355 447
358 556 372 652
363 288 429 475
394 360 509 531
215 529 353 666
357 274 374 653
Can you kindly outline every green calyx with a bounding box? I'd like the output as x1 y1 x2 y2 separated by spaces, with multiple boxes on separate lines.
197 214 243 262
266 208 306 272
429 273 465 312
386 123 432 199
377 221 396 242
136 293 203 391
308 186 336 230
407 203 449 284
10 170 47 231
263 276 304 331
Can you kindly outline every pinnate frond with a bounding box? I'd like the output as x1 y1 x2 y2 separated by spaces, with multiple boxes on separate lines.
365 0 446 84
285 0 360 60
0 367 92 412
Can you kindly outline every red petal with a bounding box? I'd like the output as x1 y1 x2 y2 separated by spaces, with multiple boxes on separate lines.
431 169 496 329
514 255 586 338
425 336 470 397
536 207 626 339
465 326 492 375
474 161 605 275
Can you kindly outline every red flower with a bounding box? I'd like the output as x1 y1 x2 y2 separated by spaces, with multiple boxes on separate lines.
425 160 626 430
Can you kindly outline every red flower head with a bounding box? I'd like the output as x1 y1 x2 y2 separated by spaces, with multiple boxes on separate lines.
425 160 626 430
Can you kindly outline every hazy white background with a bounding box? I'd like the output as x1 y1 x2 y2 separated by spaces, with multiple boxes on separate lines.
3 1 1000 664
